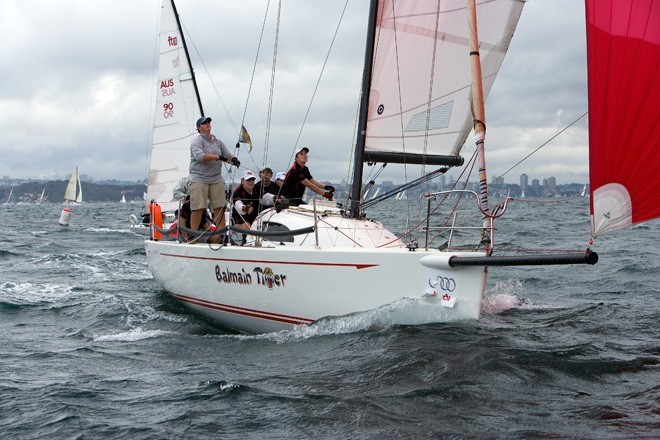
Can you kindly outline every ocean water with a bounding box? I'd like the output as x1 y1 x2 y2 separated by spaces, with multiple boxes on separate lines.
0 199 658 439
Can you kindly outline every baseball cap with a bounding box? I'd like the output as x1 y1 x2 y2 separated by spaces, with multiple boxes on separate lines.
242 169 256 180
294 146 309 156
196 116 212 127
275 172 286 180
260 167 273 174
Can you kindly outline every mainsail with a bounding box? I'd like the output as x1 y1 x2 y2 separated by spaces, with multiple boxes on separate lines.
64 167 79 203
363 0 524 165
587 0 660 236
146 0 204 213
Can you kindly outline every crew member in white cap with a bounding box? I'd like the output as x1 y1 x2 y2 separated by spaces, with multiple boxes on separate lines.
231 169 259 229
189 116 240 232
280 147 334 207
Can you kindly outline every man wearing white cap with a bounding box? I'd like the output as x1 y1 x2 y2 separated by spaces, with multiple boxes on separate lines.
280 146 334 206
189 116 240 231
231 169 259 229
275 172 286 186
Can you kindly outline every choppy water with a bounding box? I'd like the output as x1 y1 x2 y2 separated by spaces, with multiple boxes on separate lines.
0 199 658 439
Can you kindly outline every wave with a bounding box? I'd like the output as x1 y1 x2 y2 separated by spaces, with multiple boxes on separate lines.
93 327 175 342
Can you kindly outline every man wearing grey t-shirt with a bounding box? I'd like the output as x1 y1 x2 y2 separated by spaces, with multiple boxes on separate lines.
189 116 240 232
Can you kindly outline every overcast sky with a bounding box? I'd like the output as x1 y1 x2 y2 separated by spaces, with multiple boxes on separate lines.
0 0 587 185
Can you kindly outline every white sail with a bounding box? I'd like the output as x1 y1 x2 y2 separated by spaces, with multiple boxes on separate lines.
364 0 524 164
4 187 13 204
121 195 127 203
36 188 45 204
76 173 83 204
64 167 78 203
146 0 202 213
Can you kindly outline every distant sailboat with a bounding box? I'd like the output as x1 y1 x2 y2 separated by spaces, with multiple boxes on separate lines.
3 187 13 205
63 166 83 205
120 195 127 203
36 188 45 204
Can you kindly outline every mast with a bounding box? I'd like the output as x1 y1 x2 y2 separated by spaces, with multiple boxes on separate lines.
170 0 204 116
348 0 379 219
467 0 492 248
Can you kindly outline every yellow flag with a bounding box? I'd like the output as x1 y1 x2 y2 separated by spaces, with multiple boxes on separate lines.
239 125 253 152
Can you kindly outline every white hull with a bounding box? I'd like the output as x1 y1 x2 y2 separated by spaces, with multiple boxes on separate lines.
129 214 175 236
146 204 487 334
130 224 150 235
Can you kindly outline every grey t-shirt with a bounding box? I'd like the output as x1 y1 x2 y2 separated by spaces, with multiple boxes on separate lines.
188 133 232 184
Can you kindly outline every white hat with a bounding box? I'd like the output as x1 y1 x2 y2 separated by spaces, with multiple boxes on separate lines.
241 169 256 180
294 146 309 156
275 172 286 181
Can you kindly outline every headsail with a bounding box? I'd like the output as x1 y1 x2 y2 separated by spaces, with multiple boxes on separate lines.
64 167 79 203
76 172 83 204
146 0 204 213
363 0 524 165
587 0 660 236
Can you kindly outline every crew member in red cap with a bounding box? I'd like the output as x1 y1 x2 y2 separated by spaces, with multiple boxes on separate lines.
280 147 334 207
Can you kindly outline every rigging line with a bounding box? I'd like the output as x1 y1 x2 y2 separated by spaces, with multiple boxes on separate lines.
498 111 588 181
243 0 273 175
292 0 350 150
361 166 447 210
182 23 239 136
144 3 161 184
264 0 282 157
421 1 442 177
342 92 363 209
241 0 271 129
388 1 411 216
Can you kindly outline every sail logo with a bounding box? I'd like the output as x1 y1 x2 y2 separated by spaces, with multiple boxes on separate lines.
167 35 178 47
428 276 456 292
160 78 177 101
215 265 287 290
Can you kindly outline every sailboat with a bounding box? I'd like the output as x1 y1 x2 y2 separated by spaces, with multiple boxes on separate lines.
3 187 13 205
63 167 83 205
145 0 659 334
36 188 45 204
129 0 204 235
120 195 127 203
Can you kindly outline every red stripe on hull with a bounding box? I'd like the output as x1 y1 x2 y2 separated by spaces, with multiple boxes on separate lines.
171 292 314 326
161 252 377 270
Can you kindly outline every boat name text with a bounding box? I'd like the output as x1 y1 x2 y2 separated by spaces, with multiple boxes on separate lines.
215 265 287 290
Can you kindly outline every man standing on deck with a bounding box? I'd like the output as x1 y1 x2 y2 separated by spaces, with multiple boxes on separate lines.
188 116 240 231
